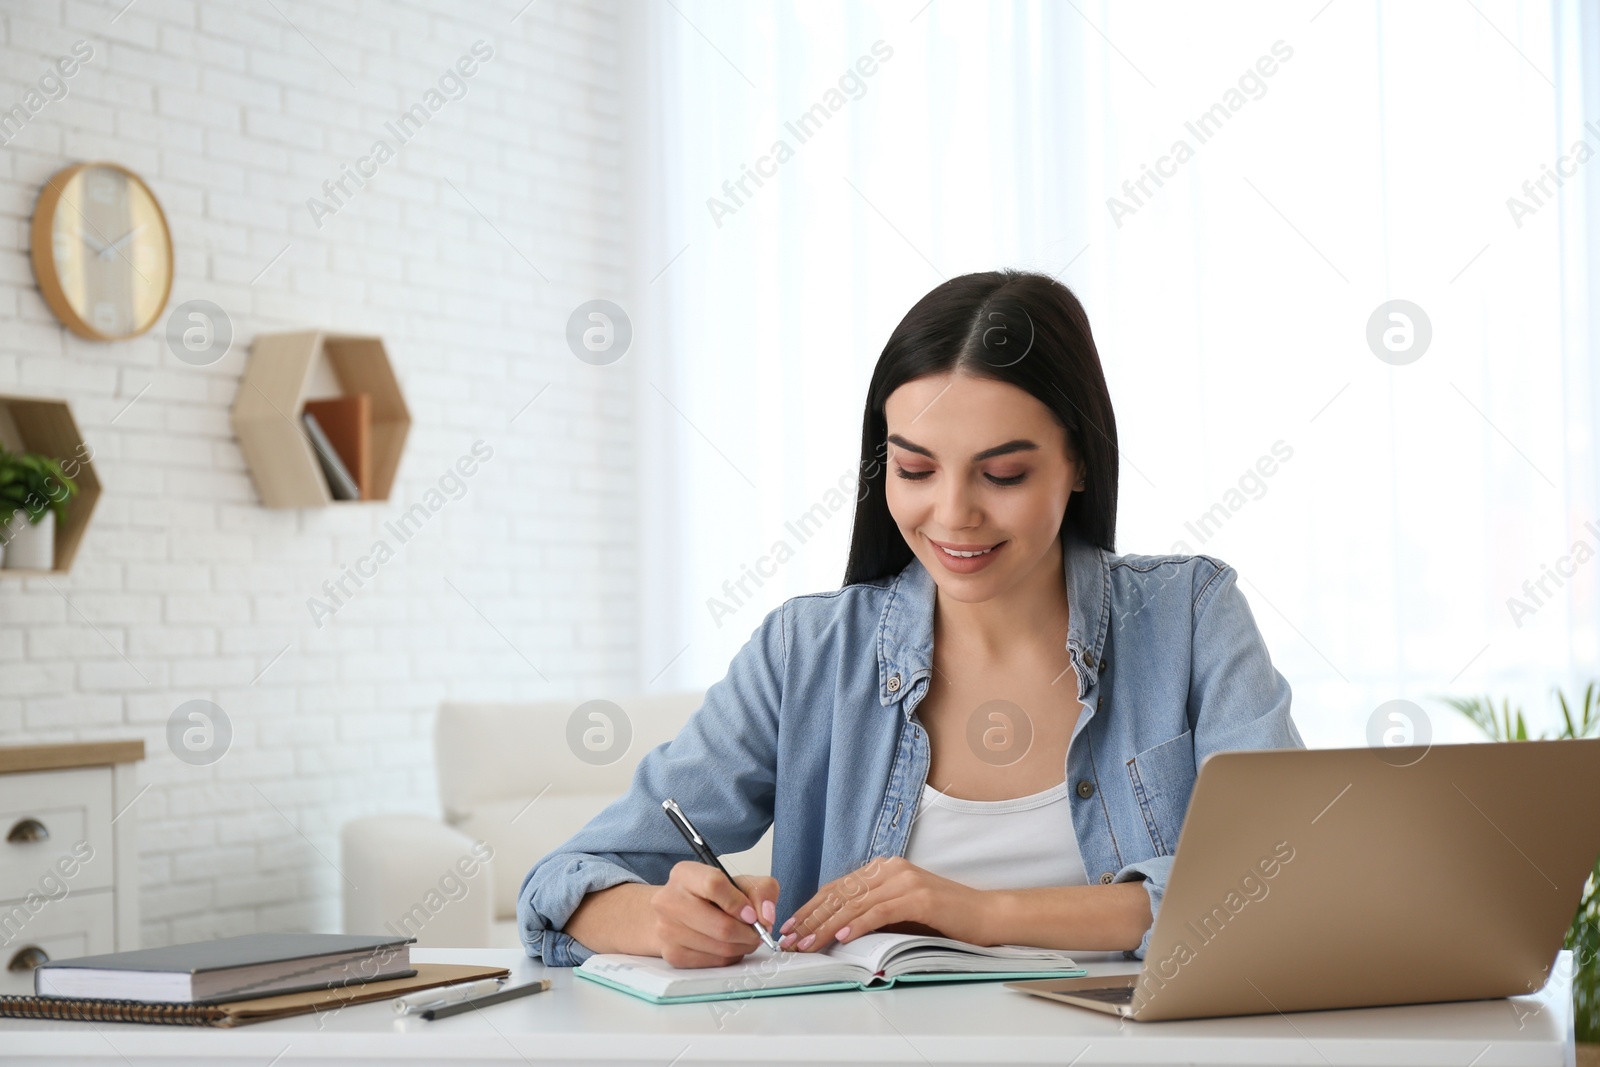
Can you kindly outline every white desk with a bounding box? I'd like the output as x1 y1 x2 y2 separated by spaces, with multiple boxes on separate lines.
0 947 1577 1066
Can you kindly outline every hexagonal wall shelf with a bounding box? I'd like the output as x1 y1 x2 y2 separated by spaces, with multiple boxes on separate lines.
0 394 102 576
232 331 411 509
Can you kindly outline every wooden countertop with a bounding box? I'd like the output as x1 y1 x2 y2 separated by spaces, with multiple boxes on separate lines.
0 740 145 774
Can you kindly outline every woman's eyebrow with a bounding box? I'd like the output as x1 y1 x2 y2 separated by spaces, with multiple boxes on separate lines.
886 434 1040 461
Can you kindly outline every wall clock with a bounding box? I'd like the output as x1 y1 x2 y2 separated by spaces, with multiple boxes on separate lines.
30 161 174 341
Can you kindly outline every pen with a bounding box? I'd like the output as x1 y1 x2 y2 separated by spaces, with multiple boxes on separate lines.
421 979 552 1020
393 977 504 1014
661 798 784 952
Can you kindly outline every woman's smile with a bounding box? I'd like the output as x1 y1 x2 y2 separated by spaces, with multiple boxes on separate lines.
927 535 1007 573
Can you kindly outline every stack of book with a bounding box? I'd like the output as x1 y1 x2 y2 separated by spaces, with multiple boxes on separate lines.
0 933 508 1027
302 394 372 502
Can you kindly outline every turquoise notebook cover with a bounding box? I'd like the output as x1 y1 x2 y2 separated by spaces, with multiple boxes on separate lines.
574 965 1089 1005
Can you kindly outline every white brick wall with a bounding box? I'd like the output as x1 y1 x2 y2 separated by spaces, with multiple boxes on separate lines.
0 0 633 945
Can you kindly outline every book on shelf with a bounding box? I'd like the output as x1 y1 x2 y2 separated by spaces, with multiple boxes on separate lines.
303 394 372 500
302 410 360 501
32 932 414 1005
574 931 1088 1005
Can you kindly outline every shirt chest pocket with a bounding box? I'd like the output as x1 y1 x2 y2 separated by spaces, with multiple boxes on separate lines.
1125 729 1196 857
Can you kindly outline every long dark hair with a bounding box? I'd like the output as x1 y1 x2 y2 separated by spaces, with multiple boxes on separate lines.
842 269 1119 586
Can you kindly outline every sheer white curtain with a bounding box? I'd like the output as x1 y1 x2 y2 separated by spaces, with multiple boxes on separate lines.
626 0 1600 749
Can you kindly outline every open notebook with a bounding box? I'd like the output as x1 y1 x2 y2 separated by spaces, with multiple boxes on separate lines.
573 932 1087 1004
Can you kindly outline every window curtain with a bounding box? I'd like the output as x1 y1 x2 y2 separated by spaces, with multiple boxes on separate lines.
625 0 1600 749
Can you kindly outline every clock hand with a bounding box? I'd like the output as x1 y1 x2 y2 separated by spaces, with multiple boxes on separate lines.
79 230 108 255
99 224 146 260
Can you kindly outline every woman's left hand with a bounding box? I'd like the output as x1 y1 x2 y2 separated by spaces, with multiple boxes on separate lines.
777 856 992 951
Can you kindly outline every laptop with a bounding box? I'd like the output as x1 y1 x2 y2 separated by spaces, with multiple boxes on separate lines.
1005 737 1600 1021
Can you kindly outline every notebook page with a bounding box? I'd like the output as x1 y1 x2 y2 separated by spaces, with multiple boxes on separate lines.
578 944 863 998
822 933 921 973
824 932 1081 975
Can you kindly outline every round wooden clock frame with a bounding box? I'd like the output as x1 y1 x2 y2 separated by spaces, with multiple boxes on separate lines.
29 160 175 342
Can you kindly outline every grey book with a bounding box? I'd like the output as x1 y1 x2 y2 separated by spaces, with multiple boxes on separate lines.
34 933 415 1004
302 410 360 501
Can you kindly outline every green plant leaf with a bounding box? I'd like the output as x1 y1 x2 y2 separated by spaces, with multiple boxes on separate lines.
0 447 77 527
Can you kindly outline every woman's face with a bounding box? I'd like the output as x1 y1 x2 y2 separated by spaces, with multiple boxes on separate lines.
883 371 1083 604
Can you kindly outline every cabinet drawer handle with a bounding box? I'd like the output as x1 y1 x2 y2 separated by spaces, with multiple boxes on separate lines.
6 818 49 844
7 946 48 973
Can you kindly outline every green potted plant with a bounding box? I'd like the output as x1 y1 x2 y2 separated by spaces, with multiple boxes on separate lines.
0 445 78 571
1442 684 1600 1053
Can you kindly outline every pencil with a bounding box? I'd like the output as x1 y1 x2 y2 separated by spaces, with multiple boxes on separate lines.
420 979 552 1020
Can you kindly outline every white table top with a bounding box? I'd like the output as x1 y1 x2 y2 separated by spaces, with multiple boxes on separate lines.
0 947 1576 1066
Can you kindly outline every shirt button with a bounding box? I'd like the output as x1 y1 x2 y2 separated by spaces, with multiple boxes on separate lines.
1099 871 1115 885
1084 652 1096 668
887 673 901 693
1075 780 1095 799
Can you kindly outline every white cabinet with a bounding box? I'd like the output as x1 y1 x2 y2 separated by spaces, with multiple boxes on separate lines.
0 742 142 996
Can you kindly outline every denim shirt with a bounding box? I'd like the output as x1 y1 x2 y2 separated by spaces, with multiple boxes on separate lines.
517 526 1303 966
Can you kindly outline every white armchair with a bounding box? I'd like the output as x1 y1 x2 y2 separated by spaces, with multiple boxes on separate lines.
341 694 774 948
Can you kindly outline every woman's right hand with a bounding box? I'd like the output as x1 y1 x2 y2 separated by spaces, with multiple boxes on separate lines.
651 862 780 968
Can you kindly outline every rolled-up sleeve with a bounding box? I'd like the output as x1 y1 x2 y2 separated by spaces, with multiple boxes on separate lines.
1116 561 1303 960
1113 855 1172 960
516 603 786 965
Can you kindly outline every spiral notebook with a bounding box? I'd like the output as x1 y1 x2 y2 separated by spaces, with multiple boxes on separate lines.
574 931 1087 1005
0 963 508 1027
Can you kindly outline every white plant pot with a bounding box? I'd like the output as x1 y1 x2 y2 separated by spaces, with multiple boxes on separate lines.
3 511 55 571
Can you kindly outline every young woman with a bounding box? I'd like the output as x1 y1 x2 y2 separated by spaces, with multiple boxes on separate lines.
518 269 1303 969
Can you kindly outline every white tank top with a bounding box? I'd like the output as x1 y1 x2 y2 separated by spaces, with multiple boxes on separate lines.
902 779 1089 890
